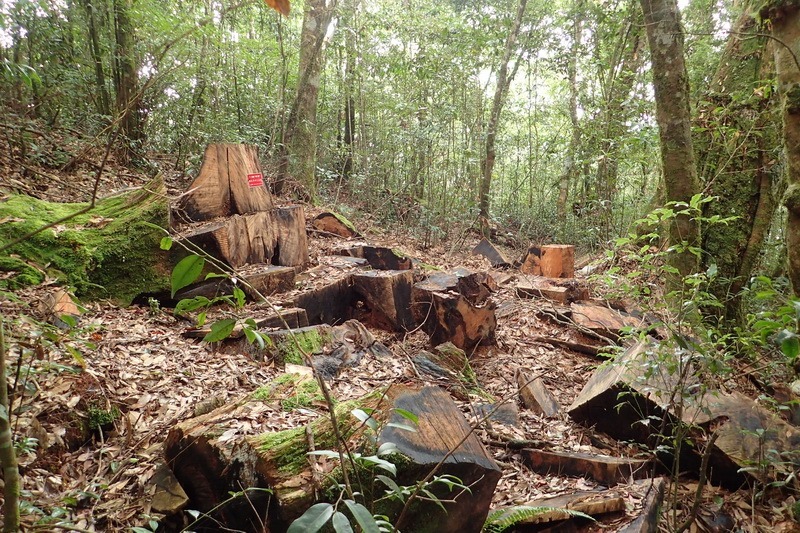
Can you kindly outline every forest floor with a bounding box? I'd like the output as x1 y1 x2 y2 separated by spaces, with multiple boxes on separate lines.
1 131 799 532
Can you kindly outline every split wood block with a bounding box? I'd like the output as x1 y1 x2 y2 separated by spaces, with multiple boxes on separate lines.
412 270 497 351
335 245 413 270
517 372 560 417
352 269 415 332
520 244 575 278
311 211 360 237
175 265 296 303
39 288 81 327
491 489 626 526
520 448 651 486
472 237 511 268
294 276 357 326
570 301 644 338
183 307 309 340
177 207 308 269
175 143 274 223
516 275 589 304
618 478 666 533
150 463 189 514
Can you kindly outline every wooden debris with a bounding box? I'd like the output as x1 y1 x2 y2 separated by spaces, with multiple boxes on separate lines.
39 288 81 328
570 301 645 338
174 143 274 222
183 307 309 340
618 478 666 533
311 211 360 237
352 269 415 332
472 237 511 268
520 244 575 278
517 372 560 417
520 448 651 486
413 343 475 397
531 336 605 358
150 463 189 514
516 275 589 304
336 245 413 270
174 265 296 304
294 277 356 326
412 270 497 351
272 206 309 267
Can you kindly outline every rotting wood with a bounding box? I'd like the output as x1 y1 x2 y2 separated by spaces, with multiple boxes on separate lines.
491 489 626 526
472 237 511 268
570 301 645 338
150 463 189 514
352 269 415 332
530 336 605 358
516 275 589 304
517 372 560 417
336 244 413 270
174 143 274 222
520 448 651 486
412 270 497 351
617 478 666 533
520 244 576 278
311 211 360 238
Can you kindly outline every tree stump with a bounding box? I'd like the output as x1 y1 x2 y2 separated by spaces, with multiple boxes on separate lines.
352 269 415 332
336 245 413 270
175 143 274 222
520 244 575 278
516 276 589 304
412 271 497 350
294 277 357 326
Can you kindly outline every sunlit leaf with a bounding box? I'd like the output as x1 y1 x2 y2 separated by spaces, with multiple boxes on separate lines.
264 0 290 16
171 255 205 297
343 500 380 533
332 511 354 533
203 318 236 342
287 502 334 533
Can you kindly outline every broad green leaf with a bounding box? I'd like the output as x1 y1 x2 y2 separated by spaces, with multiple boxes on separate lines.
233 286 246 308
386 422 416 433
377 442 398 456
392 408 419 425
171 255 205 297
343 500 380 533
159 236 173 250
331 511 354 533
779 332 799 360
287 502 334 533
174 296 211 316
375 475 403 498
203 319 236 342
361 455 396 475
352 408 378 431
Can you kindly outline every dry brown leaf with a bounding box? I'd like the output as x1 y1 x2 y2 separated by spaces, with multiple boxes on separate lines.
264 0 290 16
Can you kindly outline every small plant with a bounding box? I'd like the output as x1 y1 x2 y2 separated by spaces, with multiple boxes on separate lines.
86 404 120 432
482 506 594 532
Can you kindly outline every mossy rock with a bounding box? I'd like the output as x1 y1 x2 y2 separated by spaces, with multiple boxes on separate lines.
0 176 171 304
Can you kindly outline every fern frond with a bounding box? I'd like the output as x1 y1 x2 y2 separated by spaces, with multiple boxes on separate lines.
482 505 595 532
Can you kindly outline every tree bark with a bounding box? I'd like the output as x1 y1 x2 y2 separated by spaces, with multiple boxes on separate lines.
760 1 800 295
478 0 528 227
112 0 143 161
639 0 700 285
79 0 111 117
0 321 21 533
276 0 337 200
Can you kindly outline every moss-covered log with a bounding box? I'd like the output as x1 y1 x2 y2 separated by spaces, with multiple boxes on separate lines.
0 176 170 304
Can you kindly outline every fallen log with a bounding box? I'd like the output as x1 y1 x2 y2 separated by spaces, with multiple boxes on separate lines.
311 211 360 238
174 143 274 222
352 269 415 332
488 489 626 527
570 301 646 338
618 478 666 533
520 448 651 486
412 270 497 350
336 245 413 270
517 372 560 417
516 276 589 304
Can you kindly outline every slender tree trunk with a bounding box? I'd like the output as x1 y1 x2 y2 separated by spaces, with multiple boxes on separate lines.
276 0 337 200
79 0 111 116
478 0 528 228
112 0 143 161
696 4 779 318
556 0 583 221
640 0 700 284
0 320 20 533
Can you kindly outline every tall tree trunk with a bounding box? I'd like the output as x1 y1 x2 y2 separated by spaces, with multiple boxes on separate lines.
696 5 779 318
639 0 700 285
276 0 337 200
478 0 528 228
0 320 20 533
112 0 143 161
79 0 111 117
760 2 800 296
556 0 583 221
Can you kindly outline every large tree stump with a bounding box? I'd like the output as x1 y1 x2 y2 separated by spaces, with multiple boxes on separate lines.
520 244 575 278
294 277 357 326
177 208 308 269
352 269 415 332
412 270 497 350
175 143 274 222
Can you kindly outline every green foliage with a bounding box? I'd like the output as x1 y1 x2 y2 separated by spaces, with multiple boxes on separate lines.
483 506 594 532
86 404 120 431
745 276 800 366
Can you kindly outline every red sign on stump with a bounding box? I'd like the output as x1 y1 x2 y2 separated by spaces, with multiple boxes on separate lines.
247 173 264 188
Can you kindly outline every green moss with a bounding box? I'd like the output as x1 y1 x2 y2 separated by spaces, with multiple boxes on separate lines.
252 373 324 410
275 328 330 365
0 177 170 303
330 211 359 234
785 184 800 214
0 256 45 289
86 404 120 430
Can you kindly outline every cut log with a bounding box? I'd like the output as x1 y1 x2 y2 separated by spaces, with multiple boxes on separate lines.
517 372 560 417
174 143 274 222
520 448 651 486
412 270 497 351
336 245 413 270
570 301 646 338
352 269 415 332
516 276 589 304
248 385 501 530
520 244 575 278
618 478 666 533
178 208 308 269
183 307 309 340
150 463 189 514
311 211 360 237
173 265 296 305
489 490 626 526
412 343 476 398
294 277 356 326
531 336 606 358
39 288 81 328
472 238 511 268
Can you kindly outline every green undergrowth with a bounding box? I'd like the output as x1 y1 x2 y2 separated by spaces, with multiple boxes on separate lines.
0 178 170 303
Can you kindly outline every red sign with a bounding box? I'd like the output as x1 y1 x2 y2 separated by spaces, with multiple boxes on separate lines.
247 173 264 188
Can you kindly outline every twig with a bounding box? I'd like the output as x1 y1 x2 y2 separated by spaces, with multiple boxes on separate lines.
674 430 720 533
